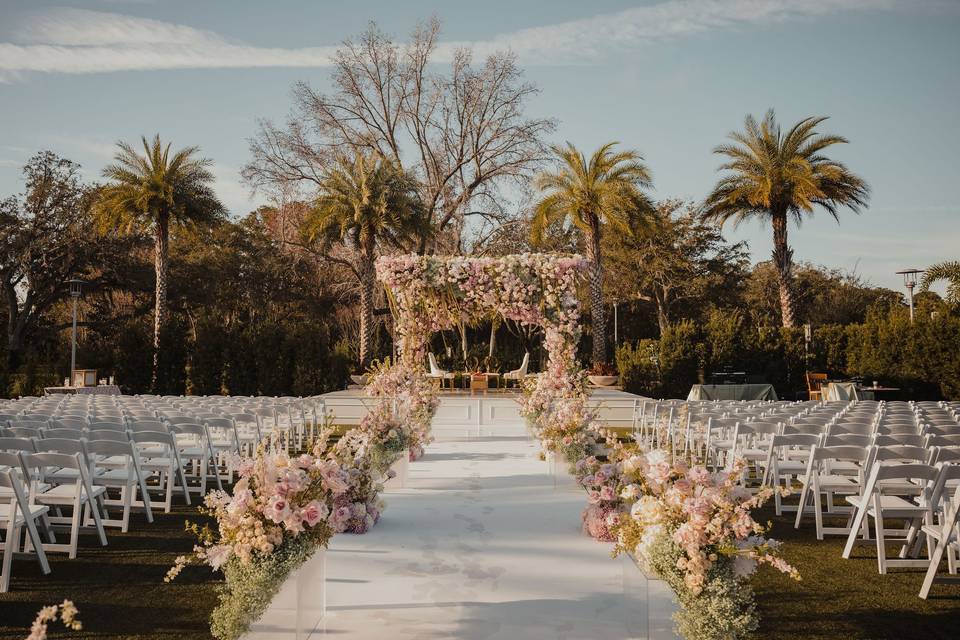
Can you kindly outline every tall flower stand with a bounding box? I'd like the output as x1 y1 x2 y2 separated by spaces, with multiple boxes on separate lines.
270 549 327 639
621 553 680 639
546 451 578 491
383 449 410 492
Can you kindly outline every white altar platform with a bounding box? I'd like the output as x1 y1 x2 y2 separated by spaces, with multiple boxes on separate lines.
245 433 678 640
320 387 646 439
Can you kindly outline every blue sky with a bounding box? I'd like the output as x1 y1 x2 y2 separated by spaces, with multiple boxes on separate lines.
1 0 958 291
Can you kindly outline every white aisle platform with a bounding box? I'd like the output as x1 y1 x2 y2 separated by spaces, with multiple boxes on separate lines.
247 434 677 640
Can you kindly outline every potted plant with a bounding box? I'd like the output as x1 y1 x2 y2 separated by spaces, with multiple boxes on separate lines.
587 362 619 387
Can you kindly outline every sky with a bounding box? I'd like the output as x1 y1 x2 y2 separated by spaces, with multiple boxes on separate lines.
1 0 958 292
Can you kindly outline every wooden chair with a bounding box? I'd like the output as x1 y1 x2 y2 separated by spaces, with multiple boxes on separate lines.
806 372 828 401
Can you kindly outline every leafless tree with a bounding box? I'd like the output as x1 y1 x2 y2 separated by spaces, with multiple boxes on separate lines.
243 18 555 253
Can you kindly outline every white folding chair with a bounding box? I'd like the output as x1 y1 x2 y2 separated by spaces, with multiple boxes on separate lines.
842 461 940 573
0 466 51 592
86 438 155 532
21 451 108 559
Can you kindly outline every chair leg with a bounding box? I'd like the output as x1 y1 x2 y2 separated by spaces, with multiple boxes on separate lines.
843 503 871 559
794 483 809 529
920 536 948 599
68 502 82 559
875 502 887 575
1 522 15 593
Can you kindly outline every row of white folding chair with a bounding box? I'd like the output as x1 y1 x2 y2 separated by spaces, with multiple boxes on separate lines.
843 459 960 577
1 434 153 534
792 443 960 540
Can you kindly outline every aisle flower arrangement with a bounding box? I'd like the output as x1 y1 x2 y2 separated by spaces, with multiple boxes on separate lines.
330 428 388 533
574 454 624 541
612 450 800 640
365 358 438 461
166 433 353 640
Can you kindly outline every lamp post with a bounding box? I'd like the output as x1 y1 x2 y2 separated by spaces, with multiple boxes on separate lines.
68 279 84 377
895 269 923 323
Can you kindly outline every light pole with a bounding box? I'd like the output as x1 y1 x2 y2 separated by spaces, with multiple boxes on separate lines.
68 279 84 377
895 269 923 323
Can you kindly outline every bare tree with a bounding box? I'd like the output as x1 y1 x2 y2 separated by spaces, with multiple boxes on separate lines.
243 18 554 252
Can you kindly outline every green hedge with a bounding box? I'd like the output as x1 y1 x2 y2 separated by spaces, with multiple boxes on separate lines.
617 307 960 400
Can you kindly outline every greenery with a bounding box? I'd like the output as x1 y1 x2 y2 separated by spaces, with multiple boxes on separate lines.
532 142 654 366
93 135 227 391
617 303 960 399
303 152 428 369
210 530 321 640
703 110 870 329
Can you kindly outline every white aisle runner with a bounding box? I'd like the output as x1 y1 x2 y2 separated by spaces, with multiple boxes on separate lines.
248 435 674 639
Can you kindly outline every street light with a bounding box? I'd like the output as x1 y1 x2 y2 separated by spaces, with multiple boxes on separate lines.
68 279 84 377
895 269 924 323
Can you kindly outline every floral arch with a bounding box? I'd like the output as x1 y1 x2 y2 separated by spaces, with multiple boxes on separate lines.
370 253 594 461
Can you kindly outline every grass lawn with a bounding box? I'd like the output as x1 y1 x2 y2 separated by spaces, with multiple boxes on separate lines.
751 506 960 640
0 500 220 640
1 499 958 639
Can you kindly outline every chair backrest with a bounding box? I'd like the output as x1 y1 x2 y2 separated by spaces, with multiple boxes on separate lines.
516 352 530 376
829 422 874 437
933 448 960 464
874 433 926 448
821 433 873 448
13 427 45 440
928 434 960 447
428 353 444 376
34 438 85 455
0 437 37 453
129 420 167 432
86 430 130 443
871 444 931 464
42 428 85 440
87 421 126 432
782 423 825 436
11 418 48 429
48 418 87 431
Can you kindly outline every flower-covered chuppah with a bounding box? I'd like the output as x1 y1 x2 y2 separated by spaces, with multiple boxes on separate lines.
375 253 591 460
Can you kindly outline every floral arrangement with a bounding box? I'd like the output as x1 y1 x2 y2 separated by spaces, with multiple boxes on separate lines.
365 358 438 461
613 449 800 640
166 433 353 640
26 601 81 640
329 428 387 533
574 454 623 541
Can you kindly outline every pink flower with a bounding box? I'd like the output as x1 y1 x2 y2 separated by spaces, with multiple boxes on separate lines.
204 544 232 571
265 495 290 524
300 500 329 527
599 486 615 501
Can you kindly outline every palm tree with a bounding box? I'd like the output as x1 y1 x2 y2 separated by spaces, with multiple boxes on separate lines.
94 135 225 391
531 142 654 366
919 261 960 305
303 152 427 368
702 110 869 327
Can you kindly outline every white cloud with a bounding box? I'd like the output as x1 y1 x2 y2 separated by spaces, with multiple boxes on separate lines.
0 1 932 79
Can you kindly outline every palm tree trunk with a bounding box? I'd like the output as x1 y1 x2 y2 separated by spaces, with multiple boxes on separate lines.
585 221 607 366
771 211 797 328
152 212 169 392
358 239 376 369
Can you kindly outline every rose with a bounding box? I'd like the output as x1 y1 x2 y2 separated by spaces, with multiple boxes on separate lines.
300 500 329 527
265 495 290 524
